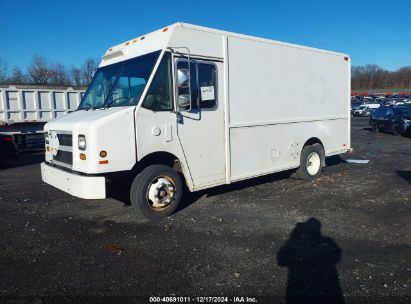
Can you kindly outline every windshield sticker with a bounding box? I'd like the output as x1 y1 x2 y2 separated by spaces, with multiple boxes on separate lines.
200 86 215 101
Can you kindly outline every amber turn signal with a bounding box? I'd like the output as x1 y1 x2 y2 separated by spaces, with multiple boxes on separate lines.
80 153 86 160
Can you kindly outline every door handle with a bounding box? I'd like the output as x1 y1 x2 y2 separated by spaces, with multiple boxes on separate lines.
164 125 172 142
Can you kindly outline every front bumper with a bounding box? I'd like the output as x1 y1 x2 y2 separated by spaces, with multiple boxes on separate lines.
401 123 411 135
41 162 106 199
354 112 369 117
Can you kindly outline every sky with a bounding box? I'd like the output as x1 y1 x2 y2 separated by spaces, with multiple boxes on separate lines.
0 0 410 71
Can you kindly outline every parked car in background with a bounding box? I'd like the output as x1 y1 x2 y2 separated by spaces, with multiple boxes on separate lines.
353 104 380 117
0 134 17 161
370 106 411 136
351 102 362 114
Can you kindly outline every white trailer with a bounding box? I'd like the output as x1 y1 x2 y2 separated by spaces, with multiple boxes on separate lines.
0 85 85 152
41 23 351 220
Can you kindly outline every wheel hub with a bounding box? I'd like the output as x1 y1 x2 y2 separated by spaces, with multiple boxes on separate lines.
147 177 175 209
306 152 321 176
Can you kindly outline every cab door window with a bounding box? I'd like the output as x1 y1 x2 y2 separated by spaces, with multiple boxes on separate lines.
197 63 217 109
176 60 217 111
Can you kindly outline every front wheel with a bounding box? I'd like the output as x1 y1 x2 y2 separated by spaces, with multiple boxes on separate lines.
130 165 183 221
392 123 400 136
295 144 325 181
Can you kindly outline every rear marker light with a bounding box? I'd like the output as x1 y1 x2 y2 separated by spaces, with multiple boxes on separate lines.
80 153 86 160
99 160 108 164
344 56 349 61
3 137 13 141
141 36 145 40
163 28 168 32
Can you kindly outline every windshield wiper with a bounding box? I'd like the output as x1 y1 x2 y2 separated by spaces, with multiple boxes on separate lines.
84 103 95 111
104 96 131 109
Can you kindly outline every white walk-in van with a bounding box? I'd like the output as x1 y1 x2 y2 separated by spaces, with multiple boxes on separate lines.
41 23 351 220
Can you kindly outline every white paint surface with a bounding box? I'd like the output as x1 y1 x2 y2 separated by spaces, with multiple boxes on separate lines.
41 22 351 197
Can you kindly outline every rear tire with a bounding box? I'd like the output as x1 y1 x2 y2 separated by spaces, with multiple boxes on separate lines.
295 143 325 181
130 165 183 221
371 122 377 132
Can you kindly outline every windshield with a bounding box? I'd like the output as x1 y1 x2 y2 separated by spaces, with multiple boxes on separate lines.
78 51 160 110
374 107 390 115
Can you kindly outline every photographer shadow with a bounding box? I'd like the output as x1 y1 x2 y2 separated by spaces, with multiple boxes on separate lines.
277 218 344 304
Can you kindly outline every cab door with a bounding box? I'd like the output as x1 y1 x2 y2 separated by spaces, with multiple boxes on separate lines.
384 109 394 131
379 108 391 131
174 58 225 189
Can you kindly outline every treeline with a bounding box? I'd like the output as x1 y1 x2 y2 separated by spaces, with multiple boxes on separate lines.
0 55 98 87
352 64 411 91
2 56 411 91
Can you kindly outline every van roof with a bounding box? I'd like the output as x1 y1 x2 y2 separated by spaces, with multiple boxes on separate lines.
175 23 348 57
101 22 348 67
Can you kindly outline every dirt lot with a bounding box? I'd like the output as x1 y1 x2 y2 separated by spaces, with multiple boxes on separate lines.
0 117 410 303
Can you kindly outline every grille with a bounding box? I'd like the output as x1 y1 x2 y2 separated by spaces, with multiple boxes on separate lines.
57 134 72 146
47 131 73 168
54 150 73 165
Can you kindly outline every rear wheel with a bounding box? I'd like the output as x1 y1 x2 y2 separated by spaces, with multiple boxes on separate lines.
371 122 377 132
130 165 183 221
295 143 325 181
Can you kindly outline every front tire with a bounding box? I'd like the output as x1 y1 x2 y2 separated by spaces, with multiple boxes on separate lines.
392 123 400 136
130 165 183 221
295 143 325 181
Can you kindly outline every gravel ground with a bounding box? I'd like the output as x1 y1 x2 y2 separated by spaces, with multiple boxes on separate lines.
0 117 410 303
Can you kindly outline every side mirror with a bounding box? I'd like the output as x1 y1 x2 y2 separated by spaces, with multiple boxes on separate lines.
177 69 190 88
178 94 191 108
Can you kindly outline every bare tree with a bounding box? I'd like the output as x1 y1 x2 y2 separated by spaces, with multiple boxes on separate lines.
81 58 98 85
50 63 70 85
9 67 29 84
352 64 411 90
0 57 8 83
28 54 51 84
70 66 82 86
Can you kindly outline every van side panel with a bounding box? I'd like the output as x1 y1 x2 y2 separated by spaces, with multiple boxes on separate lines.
227 36 350 181
229 119 348 180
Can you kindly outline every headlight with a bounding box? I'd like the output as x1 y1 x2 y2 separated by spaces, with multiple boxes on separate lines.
403 119 411 124
78 135 86 150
